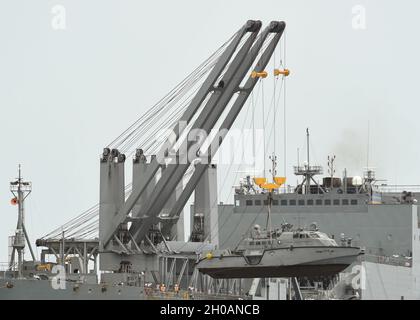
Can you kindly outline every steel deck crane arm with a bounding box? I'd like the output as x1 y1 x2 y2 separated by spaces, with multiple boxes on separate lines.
162 21 286 236
129 26 263 243
131 22 284 244
101 21 260 248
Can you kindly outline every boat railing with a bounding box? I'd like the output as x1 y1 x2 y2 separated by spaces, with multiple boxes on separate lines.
360 254 412 267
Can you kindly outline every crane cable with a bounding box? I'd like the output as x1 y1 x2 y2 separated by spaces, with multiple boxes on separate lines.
173 35 273 251
191 35 274 246
110 32 246 156
223 34 289 249
40 31 243 241
42 34 280 244
108 31 237 150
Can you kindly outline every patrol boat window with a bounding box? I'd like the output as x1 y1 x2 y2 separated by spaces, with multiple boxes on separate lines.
293 233 309 239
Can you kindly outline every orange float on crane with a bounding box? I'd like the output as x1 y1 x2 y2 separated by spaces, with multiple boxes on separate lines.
251 70 268 79
274 68 290 77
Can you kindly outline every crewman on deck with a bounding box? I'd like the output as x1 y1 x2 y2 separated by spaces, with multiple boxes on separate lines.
174 283 179 295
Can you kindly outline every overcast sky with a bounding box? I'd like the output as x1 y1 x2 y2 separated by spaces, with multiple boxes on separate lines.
0 0 419 262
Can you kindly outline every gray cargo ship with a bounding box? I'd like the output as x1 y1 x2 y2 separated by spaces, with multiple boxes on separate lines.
1 19 419 300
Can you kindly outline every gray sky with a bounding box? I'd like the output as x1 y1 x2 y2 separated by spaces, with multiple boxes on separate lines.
1 0 419 262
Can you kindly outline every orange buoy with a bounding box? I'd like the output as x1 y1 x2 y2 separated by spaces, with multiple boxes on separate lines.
10 197 18 205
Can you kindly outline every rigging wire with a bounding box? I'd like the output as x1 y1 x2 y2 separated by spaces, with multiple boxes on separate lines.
119 65 213 153
273 47 277 156
283 30 287 180
113 33 250 157
41 31 279 248
261 72 283 165
219 36 287 248
261 79 266 177
107 32 237 150
41 52 228 239
196 36 273 245
251 90 256 177
40 32 243 240
172 35 272 250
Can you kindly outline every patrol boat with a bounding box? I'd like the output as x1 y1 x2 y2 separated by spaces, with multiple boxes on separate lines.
196 185 363 279
197 222 362 279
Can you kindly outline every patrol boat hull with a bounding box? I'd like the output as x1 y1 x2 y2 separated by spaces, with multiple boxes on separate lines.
197 246 362 279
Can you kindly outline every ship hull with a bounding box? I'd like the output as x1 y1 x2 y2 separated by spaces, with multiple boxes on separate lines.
0 278 242 300
0 278 146 300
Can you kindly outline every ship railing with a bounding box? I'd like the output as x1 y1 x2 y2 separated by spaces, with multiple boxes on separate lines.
143 287 249 300
276 185 296 194
360 254 412 267
0 262 16 272
293 165 323 175
376 185 420 193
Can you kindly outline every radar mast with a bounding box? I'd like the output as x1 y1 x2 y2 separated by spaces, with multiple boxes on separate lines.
9 165 36 278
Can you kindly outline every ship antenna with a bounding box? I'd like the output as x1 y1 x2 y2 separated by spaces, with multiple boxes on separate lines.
9 165 35 277
306 128 310 167
327 155 336 189
266 192 273 244
297 147 300 167
366 120 370 169
306 128 310 193
264 156 278 244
